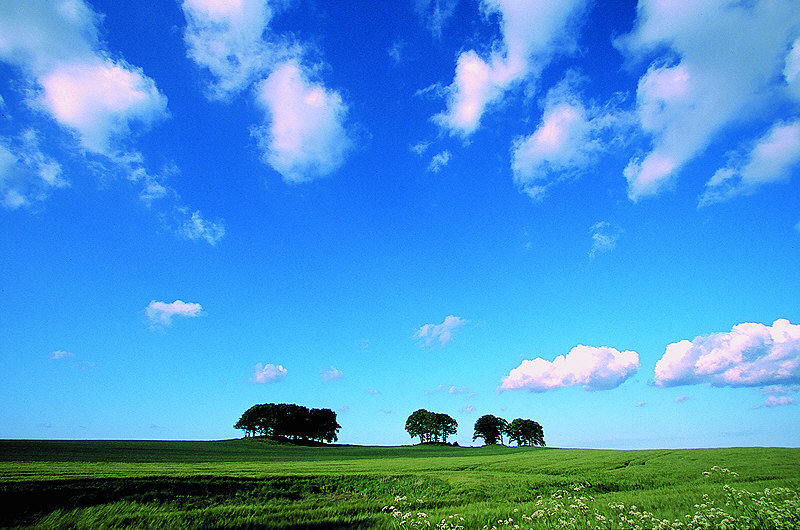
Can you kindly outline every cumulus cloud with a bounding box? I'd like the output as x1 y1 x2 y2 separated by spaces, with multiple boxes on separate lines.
427 150 451 173
500 345 640 392
700 120 800 206
37 60 167 154
320 366 344 382
250 362 287 383
434 0 589 136
145 300 203 327
0 1 168 156
588 221 623 259
617 0 800 201
654 319 800 388
414 315 467 348
181 0 281 99
252 61 353 183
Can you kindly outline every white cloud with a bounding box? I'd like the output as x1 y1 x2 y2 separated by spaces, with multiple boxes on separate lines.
760 395 796 407
179 209 226 245
253 61 353 183
36 60 167 154
321 366 344 382
427 150 451 173
145 300 203 327
785 37 800 99
674 395 690 403
250 362 287 383
500 345 639 392
700 120 800 205
434 0 588 137
414 315 467 348
365 389 381 395
461 404 476 413
654 319 800 388
415 0 460 38
0 129 66 210
588 221 622 259
0 2 168 157
511 75 628 199
618 0 800 201
49 350 74 360
0 1 223 244
181 0 281 99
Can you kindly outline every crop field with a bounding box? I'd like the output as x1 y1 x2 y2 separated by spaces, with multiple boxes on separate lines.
1 440 799 529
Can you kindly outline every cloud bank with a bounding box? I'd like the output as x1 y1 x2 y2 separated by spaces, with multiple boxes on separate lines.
655 319 800 387
500 345 639 392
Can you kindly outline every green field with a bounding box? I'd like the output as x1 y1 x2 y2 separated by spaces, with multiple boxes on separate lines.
1 439 798 529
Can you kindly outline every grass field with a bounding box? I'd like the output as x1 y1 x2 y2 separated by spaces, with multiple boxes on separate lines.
1 439 798 529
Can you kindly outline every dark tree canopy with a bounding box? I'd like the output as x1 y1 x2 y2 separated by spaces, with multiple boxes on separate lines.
507 418 546 447
472 414 509 445
234 403 340 443
404 409 458 443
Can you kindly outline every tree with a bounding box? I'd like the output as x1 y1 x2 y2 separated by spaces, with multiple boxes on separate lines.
434 413 458 443
234 403 340 443
405 409 458 444
507 418 545 447
473 414 509 445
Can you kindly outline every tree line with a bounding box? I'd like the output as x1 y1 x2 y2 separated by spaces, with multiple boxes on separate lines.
473 414 545 446
234 403 341 443
404 409 545 447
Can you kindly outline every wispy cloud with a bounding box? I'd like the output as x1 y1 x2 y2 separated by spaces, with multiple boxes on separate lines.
654 319 800 388
700 120 800 206
588 221 622 259
414 0 460 39
250 362 287 383
320 366 344 382
500 345 639 392
49 350 74 361
414 315 466 348
427 150 451 173
674 395 690 403
145 300 203 327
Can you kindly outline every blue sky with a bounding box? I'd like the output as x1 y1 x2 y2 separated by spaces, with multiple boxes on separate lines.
1 0 799 448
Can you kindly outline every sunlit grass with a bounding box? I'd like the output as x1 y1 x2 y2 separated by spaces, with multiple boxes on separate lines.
1 440 798 528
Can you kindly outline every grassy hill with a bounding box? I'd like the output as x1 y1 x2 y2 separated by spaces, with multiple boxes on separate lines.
1 439 798 528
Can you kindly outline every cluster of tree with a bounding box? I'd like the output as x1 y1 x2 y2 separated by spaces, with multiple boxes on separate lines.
404 409 458 444
473 415 545 447
234 403 341 443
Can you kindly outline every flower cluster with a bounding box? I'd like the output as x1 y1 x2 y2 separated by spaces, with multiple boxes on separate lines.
387 469 800 530
383 495 466 529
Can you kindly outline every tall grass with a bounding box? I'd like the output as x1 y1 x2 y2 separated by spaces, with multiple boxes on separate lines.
1 440 798 528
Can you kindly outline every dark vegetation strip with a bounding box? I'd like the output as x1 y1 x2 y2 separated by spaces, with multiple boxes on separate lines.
0 474 452 528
